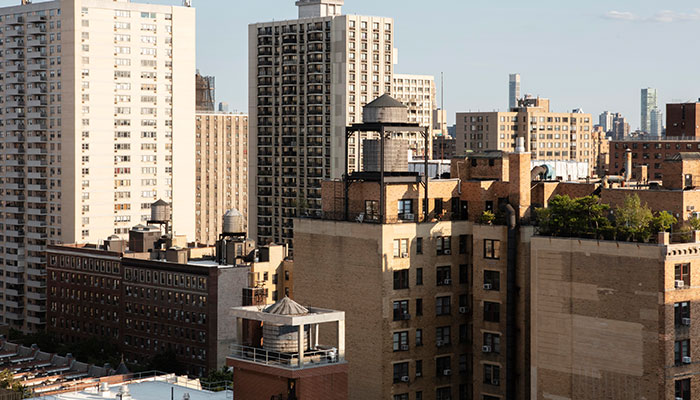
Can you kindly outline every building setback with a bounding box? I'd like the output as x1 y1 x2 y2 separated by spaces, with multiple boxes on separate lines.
0 0 196 332
249 0 394 247
195 112 248 245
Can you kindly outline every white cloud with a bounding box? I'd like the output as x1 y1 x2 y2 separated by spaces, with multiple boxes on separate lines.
603 11 638 21
604 8 700 23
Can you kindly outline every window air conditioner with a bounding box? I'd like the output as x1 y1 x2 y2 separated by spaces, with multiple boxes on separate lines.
482 345 491 353
492 379 500 385
401 376 409 382
443 278 451 285
459 307 467 314
443 249 451 255
415 371 422 377
436 340 444 347
483 283 493 290
402 313 410 320
683 356 692 364
401 252 409 258
676 280 685 289
683 317 691 326
403 213 414 220
443 369 452 376
400 344 409 351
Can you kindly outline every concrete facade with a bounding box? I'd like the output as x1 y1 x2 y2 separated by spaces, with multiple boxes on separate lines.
195 112 248 245
393 74 436 157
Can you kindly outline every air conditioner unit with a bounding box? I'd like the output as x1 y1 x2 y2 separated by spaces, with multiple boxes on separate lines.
415 371 422 377
683 356 692 364
400 376 409 382
459 307 467 314
683 317 691 326
482 345 491 353
400 344 409 351
483 283 493 290
401 252 409 258
443 249 451 255
689 205 696 211
676 280 685 289
443 278 452 285
402 313 410 320
436 340 444 347
403 213 414 220
492 379 500 385
677 397 685 400
443 369 452 376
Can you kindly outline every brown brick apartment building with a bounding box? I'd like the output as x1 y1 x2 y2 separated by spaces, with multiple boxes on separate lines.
47 227 291 376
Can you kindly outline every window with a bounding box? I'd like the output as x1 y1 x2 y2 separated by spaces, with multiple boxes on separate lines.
436 387 451 400
484 270 500 290
365 200 379 221
459 324 468 343
436 266 451 285
393 270 409 290
676 378 691 400
675 263 690 287
484 239 500 259
416 237 423 254
416 268 423 285
484 302 500 322
393 239 408 257
398 199 413 220
393 362 409 383
393 395 408 400
436 356 451 376
459 264 468 284
459 354 468 375
393 331 408 351
437 236 451 255
436 296 451 316
436 326 451 346
415 329 423 346
459 235 469 254
484 364 500 386
415 360 423 378
393 300 409 321
675 301 691 327
484 332 501 353
675 339 691 365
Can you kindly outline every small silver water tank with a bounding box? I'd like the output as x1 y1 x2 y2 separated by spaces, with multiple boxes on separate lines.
150 199 171 222
223 208 245 234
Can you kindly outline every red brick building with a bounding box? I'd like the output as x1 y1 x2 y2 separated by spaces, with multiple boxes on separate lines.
667 102 700 138
609 139 700 180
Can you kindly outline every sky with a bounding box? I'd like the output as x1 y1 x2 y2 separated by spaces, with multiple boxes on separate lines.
4 0 700 129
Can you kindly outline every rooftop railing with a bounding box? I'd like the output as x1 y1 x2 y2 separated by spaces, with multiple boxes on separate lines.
229 344 340 370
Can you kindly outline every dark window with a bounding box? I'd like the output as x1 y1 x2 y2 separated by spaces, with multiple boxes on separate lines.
436 387 451 400
483 396 499 400
459 354 467 374
459 324 468 343
437 266 451 285
393 362 409 383
393 300 409 321
485 200 493 212
675 301 691 327
459 264 468 284
471 159 477 167
675 339 691 365
436 296 451 316
484 239 500 259
393 331 408 351
416 298 423 316
676 378 691 400
415 359 423 377
484 302 500 322
459 200 469 220
459 294 468 308
416 392 423 400
436 356 451 376
436 326 451 346
393 395 408 400
394 269 409 290
435 198 444 214
398 199 413 220
484 270 500 290
484 332 501 353
416 237 423 254
416 329 423 346
675 263 690 287
437 236 452 255
459 235 469 254
484 364 500 385
285 271 289 281
416 268 423 286
365 200 379 221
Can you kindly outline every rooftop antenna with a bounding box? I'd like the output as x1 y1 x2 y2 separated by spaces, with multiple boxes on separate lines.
440 72 445 161
183 0 191 7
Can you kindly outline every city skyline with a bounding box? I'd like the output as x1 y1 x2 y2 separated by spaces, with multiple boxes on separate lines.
1 0 695 129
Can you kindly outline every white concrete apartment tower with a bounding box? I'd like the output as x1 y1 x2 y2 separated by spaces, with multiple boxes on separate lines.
0 0 195 331
249 0 394 247
508 73 520 109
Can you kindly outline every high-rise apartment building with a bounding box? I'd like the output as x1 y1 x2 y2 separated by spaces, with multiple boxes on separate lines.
641 87 658 133
433 108 448 136
392 74 435 157
667 101 700 138
249 0 394 246
195 112 248 245
599 111 615 133
456 97 598 175
650 106 664 136
0 0 195 331
599 111 631 139
508 73 520 109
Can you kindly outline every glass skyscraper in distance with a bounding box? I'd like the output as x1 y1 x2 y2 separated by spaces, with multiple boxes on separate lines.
641 87 658 134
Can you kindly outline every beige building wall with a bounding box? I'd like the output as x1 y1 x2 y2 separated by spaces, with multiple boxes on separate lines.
249 3 394 247
393 73 435 157
0 0 194 331
195 112 248 245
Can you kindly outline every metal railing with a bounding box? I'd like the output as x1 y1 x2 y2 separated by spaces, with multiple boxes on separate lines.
229 344 340 370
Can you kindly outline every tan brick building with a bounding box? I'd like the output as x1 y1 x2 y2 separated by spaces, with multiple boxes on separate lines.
456 97 598 175
195 112 248 244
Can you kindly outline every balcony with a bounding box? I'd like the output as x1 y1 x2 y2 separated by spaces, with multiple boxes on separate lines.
27 292 45 301
5 313 24 321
